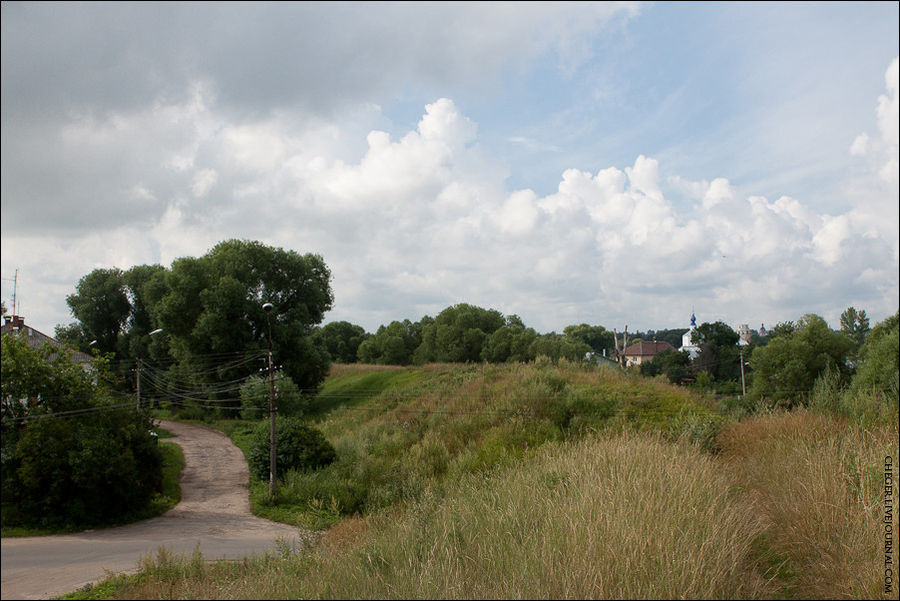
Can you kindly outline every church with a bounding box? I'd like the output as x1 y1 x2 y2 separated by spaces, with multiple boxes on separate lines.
678 312 760 359
679 312 701 359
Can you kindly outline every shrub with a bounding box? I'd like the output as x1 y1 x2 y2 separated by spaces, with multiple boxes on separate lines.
5 409 162 528
239 374 306 419
248 417 336 481
2 335 162 529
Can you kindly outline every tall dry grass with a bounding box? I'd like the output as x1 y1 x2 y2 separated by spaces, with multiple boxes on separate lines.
114 431 771 599
720 408 898 598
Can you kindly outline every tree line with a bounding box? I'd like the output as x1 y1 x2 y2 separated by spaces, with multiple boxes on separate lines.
312 306 621 367
43 239 900 410
56 239 334 400
639 308 898 408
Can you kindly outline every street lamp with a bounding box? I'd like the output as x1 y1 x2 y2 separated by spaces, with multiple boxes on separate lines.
263 303 277 497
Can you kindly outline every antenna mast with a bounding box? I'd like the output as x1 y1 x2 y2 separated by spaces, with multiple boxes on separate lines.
12 269 18 316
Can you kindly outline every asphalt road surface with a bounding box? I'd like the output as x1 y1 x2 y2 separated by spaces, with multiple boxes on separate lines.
1 419 305 600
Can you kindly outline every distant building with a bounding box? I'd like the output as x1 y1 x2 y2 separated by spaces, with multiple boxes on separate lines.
737 323 752 346
623 340 677 367
679 312 701 359
1 314 93 369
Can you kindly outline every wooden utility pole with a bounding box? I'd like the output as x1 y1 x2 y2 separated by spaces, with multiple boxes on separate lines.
613 326 629 368
268 346 277 497
136 357 142 411
263 302 277 498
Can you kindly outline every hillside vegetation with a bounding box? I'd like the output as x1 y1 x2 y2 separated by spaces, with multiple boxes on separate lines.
241 360 725 529
69 361 897 600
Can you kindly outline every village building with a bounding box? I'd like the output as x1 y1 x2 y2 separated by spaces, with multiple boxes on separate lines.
623 340 677 367
1 314 93 369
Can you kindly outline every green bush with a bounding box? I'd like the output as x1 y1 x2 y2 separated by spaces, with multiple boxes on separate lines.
2 334 163 529
4 409 162 528
248 417 336 482
239 374 306 419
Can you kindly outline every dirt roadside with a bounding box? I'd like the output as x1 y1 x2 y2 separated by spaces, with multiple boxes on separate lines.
1 419 306 600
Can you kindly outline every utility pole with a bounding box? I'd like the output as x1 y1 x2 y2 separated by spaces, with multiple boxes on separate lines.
136 357 142 411
136 329 163 412
740 349 746 397
264 302 277 498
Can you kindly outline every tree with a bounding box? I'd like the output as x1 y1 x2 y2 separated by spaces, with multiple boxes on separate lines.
748 314 855 406
768 321 796 339
313 321 368 364
529 333 592 363
1 334 161 528
562 324 616 356
692 321 741 383
54 321 93 354
481 323 539 363
151 239 334 393
357 319 423 365
840 306 870 353
120 264 167 360
65 268 130 355
248 417 336 481
850 311 899 395
239 373 306 419
416 304 506 363
640 348 691 383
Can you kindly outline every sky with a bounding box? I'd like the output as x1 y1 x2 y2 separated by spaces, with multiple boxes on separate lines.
2 1 898 337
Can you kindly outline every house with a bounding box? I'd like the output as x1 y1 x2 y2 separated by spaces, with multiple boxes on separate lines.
1 314 93 369
623 340 677 367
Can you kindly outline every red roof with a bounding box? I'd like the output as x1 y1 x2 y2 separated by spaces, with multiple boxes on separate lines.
623 340 676 357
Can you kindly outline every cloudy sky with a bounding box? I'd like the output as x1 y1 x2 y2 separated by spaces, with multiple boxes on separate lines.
2 2 898 337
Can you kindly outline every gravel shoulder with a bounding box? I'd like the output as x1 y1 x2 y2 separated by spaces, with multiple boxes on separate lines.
1 419 304 600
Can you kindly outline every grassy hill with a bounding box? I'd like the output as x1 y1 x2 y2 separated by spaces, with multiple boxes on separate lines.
246 360 726 528
67 361 897 599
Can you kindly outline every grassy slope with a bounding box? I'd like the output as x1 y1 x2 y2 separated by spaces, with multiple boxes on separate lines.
67 362 897 599
253 361 725 529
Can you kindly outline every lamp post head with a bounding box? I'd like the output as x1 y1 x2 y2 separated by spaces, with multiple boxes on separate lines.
263 302 274 313
149 328 164 336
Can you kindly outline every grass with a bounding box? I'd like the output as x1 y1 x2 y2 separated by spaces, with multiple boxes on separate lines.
719 407 898 598
63 363 898 599
248 361 726 529
91 431 774 599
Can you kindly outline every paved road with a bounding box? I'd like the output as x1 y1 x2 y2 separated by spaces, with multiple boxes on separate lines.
1 420 304 600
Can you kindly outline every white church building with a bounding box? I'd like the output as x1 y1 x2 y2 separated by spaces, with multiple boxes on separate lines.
679 312 755 359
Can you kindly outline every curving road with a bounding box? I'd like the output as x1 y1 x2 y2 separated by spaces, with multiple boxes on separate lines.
1 420 304 600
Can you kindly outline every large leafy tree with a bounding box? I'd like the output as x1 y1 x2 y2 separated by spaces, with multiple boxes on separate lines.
65 268 131 355
416 304 506 363
357 319 424 365
151 239 334 393
692 321 742 383
313 321 368 364
840 306 870 364
640 348 692 383
121 264 167 358
481 321 539 363
527 332 592 363
850 311 899 395
562 324 616 357
748 314 855 405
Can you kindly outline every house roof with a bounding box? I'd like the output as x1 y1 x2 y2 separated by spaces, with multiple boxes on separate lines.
1 315 93 365
623 340 677 357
